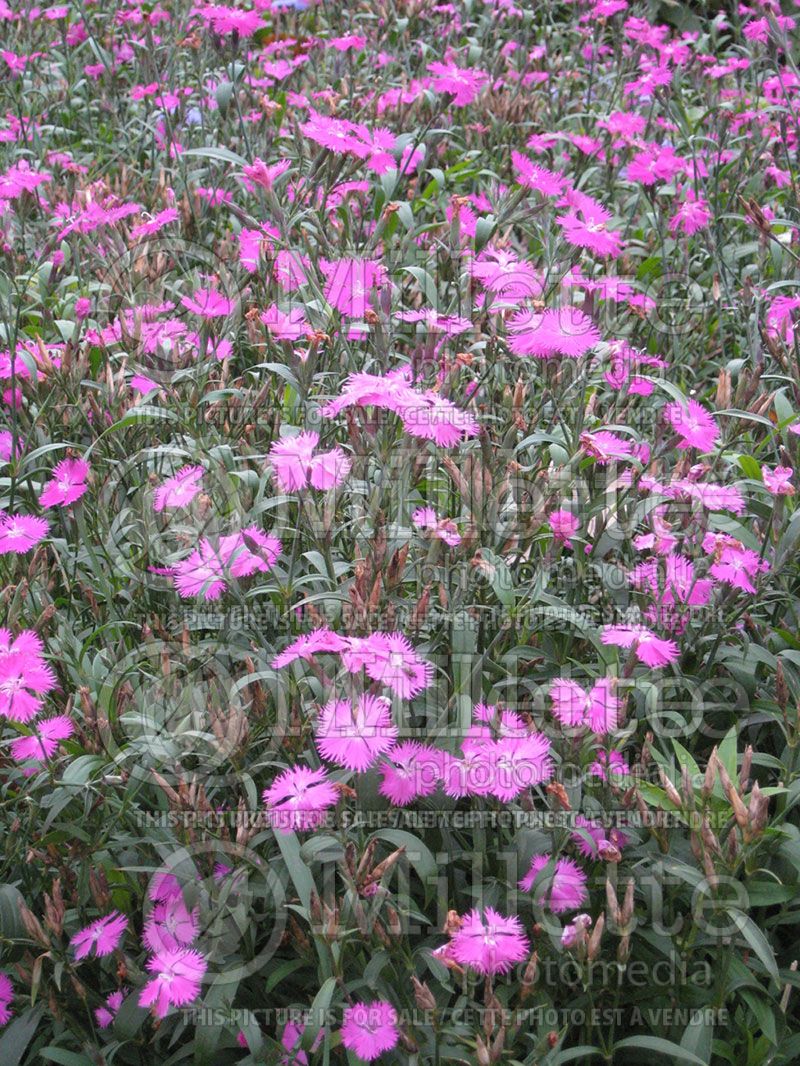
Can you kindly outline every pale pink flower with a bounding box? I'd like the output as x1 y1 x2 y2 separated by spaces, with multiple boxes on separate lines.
550 678 619 733
143 896 200 953
153 465 204 511
316 695 397 772
450 907 530 975
168 528 281 600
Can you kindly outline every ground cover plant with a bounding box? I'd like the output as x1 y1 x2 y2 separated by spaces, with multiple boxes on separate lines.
1 0 800 1062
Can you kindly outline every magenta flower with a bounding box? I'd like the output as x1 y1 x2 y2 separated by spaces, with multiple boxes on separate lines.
508 307 600 359
71 911 128 960
549 510 579 546
341 1001 400 1061
138 948 207 1018
450 907 530 975
322 257 386 318
378 742 442 805
412 507 461 547
601 624 679 667
39 458 89 507
179 288 233 318
269 431 351 492
316 695 397 772
0 512 49 554
0 635 57 723
95 988 126 1029
153 465 204 511
10 715 73 771
519 854 588 913
263 765 338 833
665 399 719 452
341 632 434 699
0 973 13 1026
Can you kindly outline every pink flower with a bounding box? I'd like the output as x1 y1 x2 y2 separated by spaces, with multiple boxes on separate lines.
0 512 49 554
263 765 338 833
669 190 711 235
485 734 554 800
71 911 128 960
168 527 281 600
10 715 73 771
341 1001 400 1061
0 973 13 1026
519 855 588 913
195 4 263 36
549 510 579 546
39 457 89 507
138 948 207 1018
580 431 643 464
763 465 794 496
269 431 351 492
316 695 397 772
665 399 719 452
572 816 631 860
550 678 620 733
322 257 386 317
426 61 489 106
0 635 57 722
180 288 233 318
601 624 679 667
589 749 631 784
511 152 566 196
378 742 442 805
450 907 530 975
143 896 199 953
95 989 126 1029
508 307 600 358
411 507 461 546
130 208 179 240
341 632 434 699
153 465 204 511
710 546 769 594
260 304 308 340
271 628 350 669
556 199 623 258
